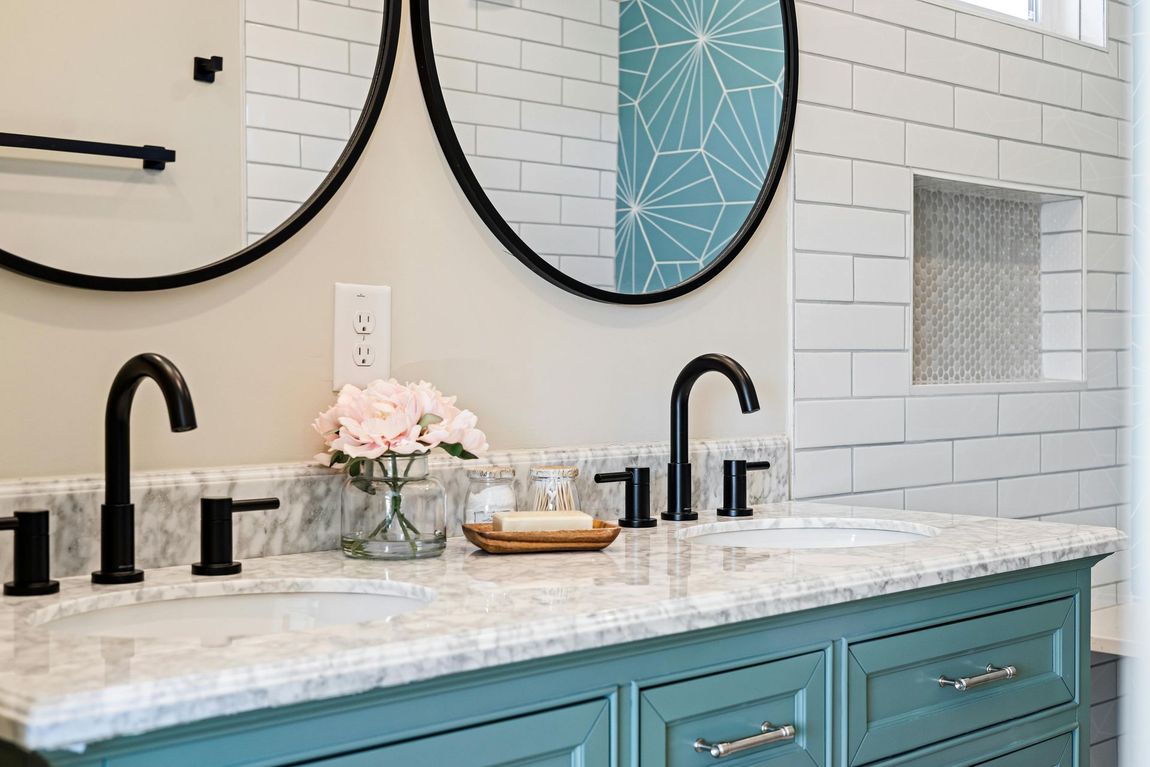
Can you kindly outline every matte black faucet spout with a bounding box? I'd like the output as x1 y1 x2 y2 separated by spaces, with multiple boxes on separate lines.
664 354 760 522
93 353 197 584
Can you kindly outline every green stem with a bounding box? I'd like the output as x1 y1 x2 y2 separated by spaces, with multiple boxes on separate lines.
348 452 424 557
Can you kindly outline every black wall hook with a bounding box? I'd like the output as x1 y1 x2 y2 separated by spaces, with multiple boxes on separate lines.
194 56 224 83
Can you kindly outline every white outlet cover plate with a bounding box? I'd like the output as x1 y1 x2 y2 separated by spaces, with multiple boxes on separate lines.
333 283 391 390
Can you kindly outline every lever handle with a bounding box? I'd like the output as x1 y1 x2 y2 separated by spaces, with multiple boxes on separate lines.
595 467 655 529
232 498 280 513
193 497 280 576
0 510 60 596
717 459 772 517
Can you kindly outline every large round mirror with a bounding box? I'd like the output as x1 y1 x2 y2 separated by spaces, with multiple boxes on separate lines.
413 0 797 303
0 0 401 291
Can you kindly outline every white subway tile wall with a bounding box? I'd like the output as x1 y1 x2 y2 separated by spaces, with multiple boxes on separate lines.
432 1 620 291
789 13 1132 751
244 1 385 242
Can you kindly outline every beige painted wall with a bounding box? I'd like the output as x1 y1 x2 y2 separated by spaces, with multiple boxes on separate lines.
0 4 788 480
0 1 244 278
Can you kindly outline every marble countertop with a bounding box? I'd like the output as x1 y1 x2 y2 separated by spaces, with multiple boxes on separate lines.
0 502 1124 752
1091 602 1143 657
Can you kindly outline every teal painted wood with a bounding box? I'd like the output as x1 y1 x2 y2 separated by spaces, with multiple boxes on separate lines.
868 708 1079 767
846 597 1077 765
638 651 828 766
871 730 1076 767
304 698 612 767
974 733 1074 767
1076 567 1094 767
26 560 1100 767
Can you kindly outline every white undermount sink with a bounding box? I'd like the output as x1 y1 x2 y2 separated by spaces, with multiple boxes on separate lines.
36 579 434 641
681 518 939 550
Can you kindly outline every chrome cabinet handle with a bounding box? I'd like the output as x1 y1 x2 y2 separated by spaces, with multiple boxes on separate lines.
938 664 1017 692
693 721 796 758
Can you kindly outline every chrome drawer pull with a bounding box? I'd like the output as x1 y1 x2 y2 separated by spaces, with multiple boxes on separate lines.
938 664 1017 692
693 721 796 758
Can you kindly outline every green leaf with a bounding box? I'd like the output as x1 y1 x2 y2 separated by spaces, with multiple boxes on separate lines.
439 443 478 460
418 413 444 428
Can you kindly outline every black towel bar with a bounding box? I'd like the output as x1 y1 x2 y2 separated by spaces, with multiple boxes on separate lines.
0 132 175 170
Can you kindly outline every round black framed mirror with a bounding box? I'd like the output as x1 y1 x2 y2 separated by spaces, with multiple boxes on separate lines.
412 0 798 304
0 0 402 291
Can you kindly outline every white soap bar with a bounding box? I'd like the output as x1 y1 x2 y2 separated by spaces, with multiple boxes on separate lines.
492 510 594 532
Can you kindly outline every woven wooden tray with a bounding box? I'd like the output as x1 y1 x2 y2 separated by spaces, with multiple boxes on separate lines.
462 519 621 554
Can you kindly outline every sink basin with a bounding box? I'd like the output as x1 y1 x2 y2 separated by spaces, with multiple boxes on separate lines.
37 579 433 641
681 518 938 550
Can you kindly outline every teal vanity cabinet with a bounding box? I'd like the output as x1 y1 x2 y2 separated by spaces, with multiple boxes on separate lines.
21 559 1099 767
307 699 613 766
847 597 1078 764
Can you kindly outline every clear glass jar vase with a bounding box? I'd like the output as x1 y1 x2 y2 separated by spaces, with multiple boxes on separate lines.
341 453 446 560
464 466 517 524
528 465 581 511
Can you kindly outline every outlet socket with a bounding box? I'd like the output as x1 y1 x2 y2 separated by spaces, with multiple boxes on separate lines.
334 283 390 389
353 343 375 367
353 311 375 334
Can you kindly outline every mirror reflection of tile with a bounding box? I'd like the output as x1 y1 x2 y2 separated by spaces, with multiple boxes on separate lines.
244 1 385 245
432 1 786 294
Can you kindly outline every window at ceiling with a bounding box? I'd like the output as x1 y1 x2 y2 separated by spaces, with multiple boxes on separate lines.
967 0 1036 20
946 0 1107 46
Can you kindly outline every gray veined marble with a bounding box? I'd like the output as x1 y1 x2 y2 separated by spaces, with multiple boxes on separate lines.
0 502 1124 751
0 436 789 580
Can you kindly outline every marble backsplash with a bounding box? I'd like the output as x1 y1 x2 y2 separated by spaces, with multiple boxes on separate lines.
0 436 788 580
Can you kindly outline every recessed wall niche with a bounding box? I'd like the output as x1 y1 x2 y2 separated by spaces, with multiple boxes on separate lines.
912 175 1086 390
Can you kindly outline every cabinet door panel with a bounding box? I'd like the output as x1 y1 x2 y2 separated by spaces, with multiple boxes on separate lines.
306 698 611 766
639 651 827 767
847 598 1076 765
873 732 1075 767
975 734 1074 767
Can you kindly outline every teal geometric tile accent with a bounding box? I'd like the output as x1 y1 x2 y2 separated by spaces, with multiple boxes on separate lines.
616 0 788 294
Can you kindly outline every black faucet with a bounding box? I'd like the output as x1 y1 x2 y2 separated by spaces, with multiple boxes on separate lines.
193 496 281 576
664 354 760 522
0 511 59 596
92 354 197 585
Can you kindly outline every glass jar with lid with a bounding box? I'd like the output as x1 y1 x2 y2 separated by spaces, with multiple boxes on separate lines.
464 466 517 524
528 465 581 511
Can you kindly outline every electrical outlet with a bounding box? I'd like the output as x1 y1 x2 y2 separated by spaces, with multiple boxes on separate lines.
353 311 375 334
333 283 391 389
353 343 375 367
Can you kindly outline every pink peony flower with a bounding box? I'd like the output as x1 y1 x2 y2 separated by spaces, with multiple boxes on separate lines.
312 379 488 468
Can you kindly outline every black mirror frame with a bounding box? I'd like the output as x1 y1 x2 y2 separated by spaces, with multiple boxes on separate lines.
0 1 403 292
411 0 798 305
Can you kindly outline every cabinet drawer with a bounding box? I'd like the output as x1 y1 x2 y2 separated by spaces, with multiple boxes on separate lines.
847 598 1077 765
639 651 827 766
306 698 610 766
974 734 1074 767
873 732 1075 767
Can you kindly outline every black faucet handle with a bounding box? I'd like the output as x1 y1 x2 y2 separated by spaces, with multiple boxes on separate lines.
717 460 772 518
595 467 656 529
192 497 281 576
0 510 60 596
